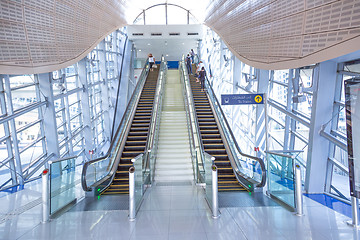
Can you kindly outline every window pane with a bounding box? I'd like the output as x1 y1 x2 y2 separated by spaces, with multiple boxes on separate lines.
331 166 350 200
299 68 313 88
344 62 360 73
270 82 287 105
11 85 37 111
274 70 289 84
145 5 166 25
9 75 35 89
296 93 312 117
17 122 41 150
337 107 346 134
167 5 187 24
20 141 43 169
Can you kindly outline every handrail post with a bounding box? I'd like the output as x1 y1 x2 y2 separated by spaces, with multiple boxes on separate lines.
42 169 50 223
294 164 303 216
129 166 136 221
347 196 360 228
212 165 220 219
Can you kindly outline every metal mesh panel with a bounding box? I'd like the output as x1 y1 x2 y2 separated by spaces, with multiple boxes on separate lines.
205 0 360 69
1 0 360 73
0 0 127 74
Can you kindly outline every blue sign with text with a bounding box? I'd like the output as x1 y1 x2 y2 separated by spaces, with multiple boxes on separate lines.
221 94 264 105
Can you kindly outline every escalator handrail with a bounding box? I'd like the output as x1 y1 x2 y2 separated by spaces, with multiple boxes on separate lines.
81 60 150 191
180 57 207 180
204 76 266 187
143 57 166 175
111 36 128 140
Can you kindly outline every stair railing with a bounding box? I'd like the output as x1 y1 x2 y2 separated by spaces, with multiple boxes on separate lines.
81 60 150 193
179 57 206 183
203 76 266 190
143 56 167 184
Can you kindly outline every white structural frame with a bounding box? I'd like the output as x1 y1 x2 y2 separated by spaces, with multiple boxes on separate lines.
0 28 134 191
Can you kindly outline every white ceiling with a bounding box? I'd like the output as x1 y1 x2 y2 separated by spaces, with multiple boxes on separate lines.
128 24 202 61
1 0 360 74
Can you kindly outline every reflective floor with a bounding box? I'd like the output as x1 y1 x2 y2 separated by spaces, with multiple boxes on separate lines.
1 181 360 240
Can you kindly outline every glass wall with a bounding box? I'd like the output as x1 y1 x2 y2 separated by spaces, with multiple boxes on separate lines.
133 4 197 25
200 27 314 184
326 60 360 200
0 28 132 191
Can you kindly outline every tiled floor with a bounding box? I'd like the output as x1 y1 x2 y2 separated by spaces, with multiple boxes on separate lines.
1 181 360 240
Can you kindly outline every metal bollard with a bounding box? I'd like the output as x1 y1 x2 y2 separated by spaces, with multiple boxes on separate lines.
129 166 136 221
294 164 304 216
211 165 220 219
42 169 50 223
347 196 359 228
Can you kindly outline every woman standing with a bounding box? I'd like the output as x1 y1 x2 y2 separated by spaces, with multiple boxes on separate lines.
198 67 206 92
148 53 155 71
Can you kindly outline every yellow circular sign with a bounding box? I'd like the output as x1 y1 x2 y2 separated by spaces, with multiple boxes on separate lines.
254 95 262 103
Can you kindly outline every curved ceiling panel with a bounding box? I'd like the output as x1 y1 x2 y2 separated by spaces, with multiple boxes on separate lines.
1 0 360 74
0 0 128 74
205 0 360 70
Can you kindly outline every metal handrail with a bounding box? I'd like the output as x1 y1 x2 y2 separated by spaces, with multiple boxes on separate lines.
179 57 206 183
81 60 150 191
204 75 266 187
180 62 199 181
143 57 167 181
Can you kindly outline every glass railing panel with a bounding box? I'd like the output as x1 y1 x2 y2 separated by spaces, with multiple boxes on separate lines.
179 59 206 183
85 157 110 188
134 58 147 69
82 62 149 191
204 152 214 206
50 157 77 215
144 57 166 184
267 152 295 209
133 154 144 211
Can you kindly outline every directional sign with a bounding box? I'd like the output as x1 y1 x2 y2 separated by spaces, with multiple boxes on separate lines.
221 94 264 105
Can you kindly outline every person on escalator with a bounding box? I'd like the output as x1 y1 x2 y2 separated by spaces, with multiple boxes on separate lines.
198 67 206 92
195 61 204 82
190 49 195 63
186 54 192 75
148 53 155 71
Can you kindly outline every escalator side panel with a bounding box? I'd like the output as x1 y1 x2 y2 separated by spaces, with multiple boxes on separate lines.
102 66 160 194
188 70 246 192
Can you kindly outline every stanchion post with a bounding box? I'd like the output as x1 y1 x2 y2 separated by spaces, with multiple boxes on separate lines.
211 165 220 219
42 169 50 223
295 164 304 216
347 196 360 228
129 166 136 221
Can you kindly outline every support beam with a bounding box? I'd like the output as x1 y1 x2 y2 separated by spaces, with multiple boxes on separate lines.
37 73 61 175
305 61 337 193
78 58 93 159
255 69 269 158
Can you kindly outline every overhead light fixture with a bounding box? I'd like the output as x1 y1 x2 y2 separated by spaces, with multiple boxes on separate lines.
182 43 185 45
147 43 151 45
166 54 169 56
139 49 142 51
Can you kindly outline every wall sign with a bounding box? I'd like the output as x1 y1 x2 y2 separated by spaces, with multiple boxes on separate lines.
221 94 264 105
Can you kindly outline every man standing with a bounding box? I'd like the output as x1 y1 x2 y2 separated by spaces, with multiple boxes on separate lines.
186 54 192 75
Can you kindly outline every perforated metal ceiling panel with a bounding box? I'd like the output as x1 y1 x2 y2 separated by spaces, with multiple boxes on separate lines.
0 0 127 74
1 0 360 74
205 0 360 69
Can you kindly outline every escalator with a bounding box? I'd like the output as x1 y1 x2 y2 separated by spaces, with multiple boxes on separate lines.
102 66 160 194
188 76 246 191
81 61 162 196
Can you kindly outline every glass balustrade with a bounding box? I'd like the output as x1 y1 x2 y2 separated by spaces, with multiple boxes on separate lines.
267 151 295 209
49 156 78 215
